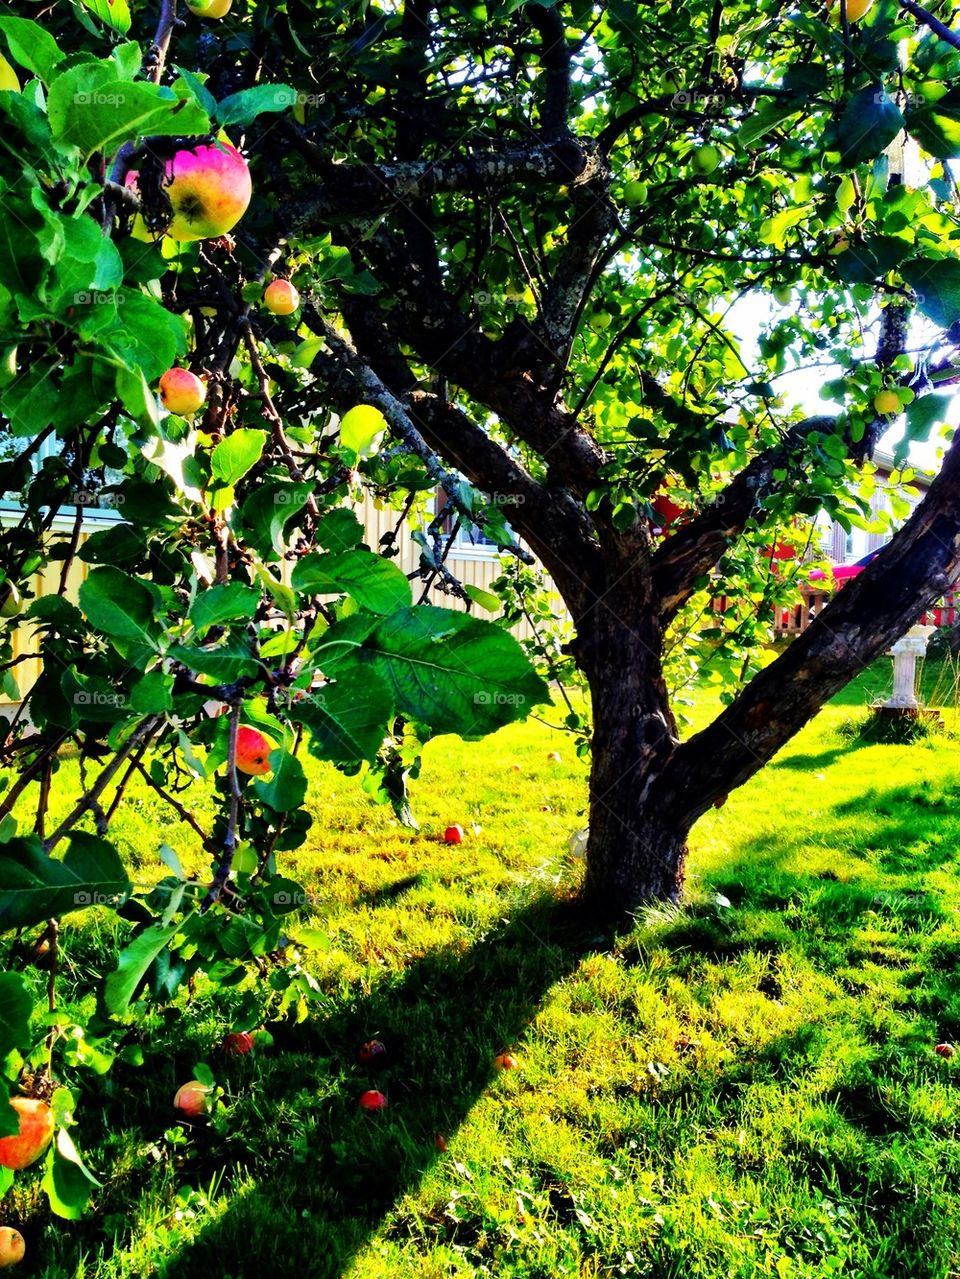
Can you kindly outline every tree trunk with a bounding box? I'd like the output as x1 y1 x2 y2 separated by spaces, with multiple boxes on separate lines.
579 599 685 914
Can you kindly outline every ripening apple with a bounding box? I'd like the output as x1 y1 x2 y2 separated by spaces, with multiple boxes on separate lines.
772 285 792 306
935 1042 956 1059
547 751 562 763
494 1053 518 1070
159 368 206 416
832 0 873 19
0 1227 25 1269
691 144 722 175
0 1098 54 1170
222 1031 254 1056
623 180 648 207
443 825 464 844
188 0 233 15
235 726 275 776
263 280 300 316
174 1081 214 1118
359 1089 388 1111
0 55 20 94
127 140 251 242
874 389 900 416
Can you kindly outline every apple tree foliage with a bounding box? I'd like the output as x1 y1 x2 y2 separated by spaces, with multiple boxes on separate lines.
4 0 960 1211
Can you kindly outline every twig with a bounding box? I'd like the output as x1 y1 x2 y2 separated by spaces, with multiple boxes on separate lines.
134 759 214 849
900 0 960 51
144 0 180 84
44 718 159 852
201 703 242 912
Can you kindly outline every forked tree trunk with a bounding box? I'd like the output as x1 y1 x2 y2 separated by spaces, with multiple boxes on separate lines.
578 601 687 912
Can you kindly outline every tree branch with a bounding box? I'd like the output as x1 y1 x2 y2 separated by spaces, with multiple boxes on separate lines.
900 0 960 52
660 424 960 826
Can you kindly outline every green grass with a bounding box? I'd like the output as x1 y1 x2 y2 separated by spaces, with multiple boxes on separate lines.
4 659 960 1278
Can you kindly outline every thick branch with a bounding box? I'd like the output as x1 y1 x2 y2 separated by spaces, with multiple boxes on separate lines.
526 4 572 139
652 416 837 622
662 424 960 824
900 0 960 52
289 141 598 226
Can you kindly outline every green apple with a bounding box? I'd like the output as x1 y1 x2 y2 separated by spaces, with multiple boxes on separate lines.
691 144 722 176
623 180 649 207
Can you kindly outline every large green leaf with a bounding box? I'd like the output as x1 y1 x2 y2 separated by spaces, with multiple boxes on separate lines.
42 1127 102 1221
79 0 132 33
0 972 32 1059
50 76 208 156
836 85 904 166
189 583 261 633
292 675 393 762
293 549 413 614
0 16 63 81
79 567 160 647
167 638 261 682
316 605 549 734
0 834 131 931
103 922 180 1016
216 84 297 127
901 259 960 329
210 429 268 486
253 750 307 812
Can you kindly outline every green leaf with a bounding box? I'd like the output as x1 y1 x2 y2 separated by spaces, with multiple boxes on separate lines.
216 83 297 127
51 77 209 157
103 922 181 1016
836 85 905 166
42 1127 101 1221
464 583 501 612
189 583 261 632
79 0 132 33
316 605 549 734
292 549 413 614
130 671 174 714
902 258 960 328
0 834 131 931
0 16 64 81
241 482 315 557
0 972 32 1059
317 508 365 551
103 290 186 382
79 567 160 646
253 750 307 812
2 363 61 436
116 366 159 430
210 429 267 486
167 639 260 682
292 675 393 762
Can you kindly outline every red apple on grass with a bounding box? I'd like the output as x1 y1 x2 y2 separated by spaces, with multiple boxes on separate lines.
0 1098 54 1170
127 141 251 242
235 726 275 776
547 751 562 764
264 280 300 315
359 1090 387 1111
0 1227 25 1269
494 1053 519 1070
222 1032 254 1056
159 368 206 416
174 1081 214 1118
443 825 464 844
356 1039 387 1066
935 1043 956 1059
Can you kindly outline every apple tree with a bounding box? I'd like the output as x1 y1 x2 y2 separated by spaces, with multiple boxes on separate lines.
3 0 960 1199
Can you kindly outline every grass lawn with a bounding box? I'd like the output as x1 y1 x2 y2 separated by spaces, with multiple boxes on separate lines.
3 657 960 1278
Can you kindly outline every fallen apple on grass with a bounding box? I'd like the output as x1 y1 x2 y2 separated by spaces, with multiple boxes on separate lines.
443 825 464 844
159 368 206 416
494 1053 519 1071
235 726 276 776
935 1043 956 1059
174 1081 214 1118
0 1098 54 1171
0 1227 24 1269
222 1032 254 1056
359 1090 388 1111
547 751 562 764
356 1039 387 1066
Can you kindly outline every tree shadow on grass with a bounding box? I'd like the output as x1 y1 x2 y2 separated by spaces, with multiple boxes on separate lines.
147 892 603 1278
